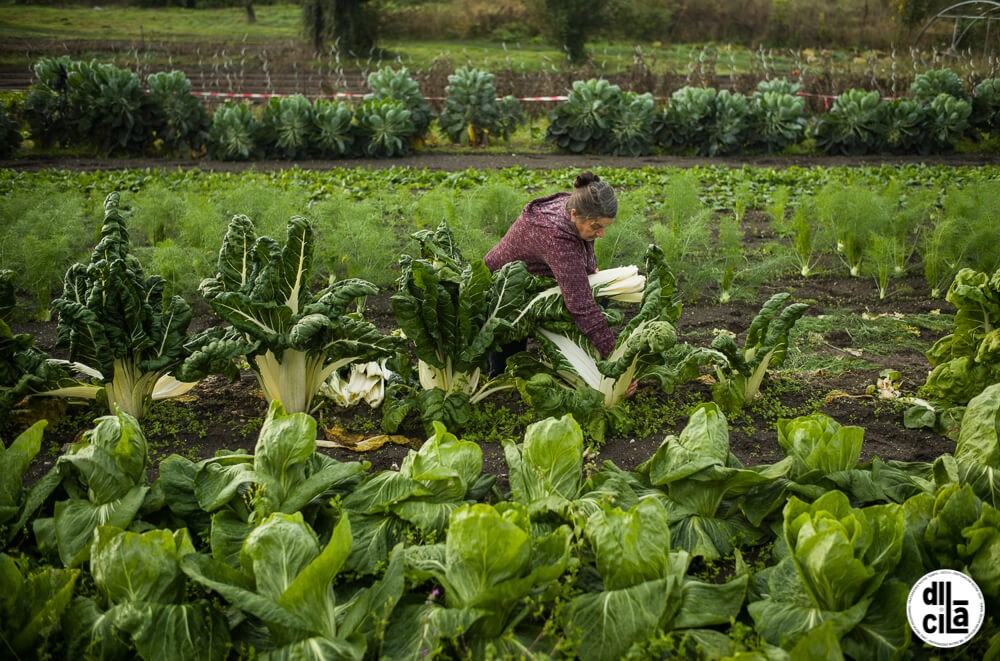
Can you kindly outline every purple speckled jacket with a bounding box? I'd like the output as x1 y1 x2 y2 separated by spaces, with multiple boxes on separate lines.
484 192 615 356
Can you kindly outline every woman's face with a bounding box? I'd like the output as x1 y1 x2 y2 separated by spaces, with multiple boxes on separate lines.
571 210 614 241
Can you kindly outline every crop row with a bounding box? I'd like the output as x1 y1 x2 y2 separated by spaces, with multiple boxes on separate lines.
4 58 1000 160
2 165 998 322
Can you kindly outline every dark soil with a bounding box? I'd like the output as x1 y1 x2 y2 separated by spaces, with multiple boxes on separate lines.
4 150 971 490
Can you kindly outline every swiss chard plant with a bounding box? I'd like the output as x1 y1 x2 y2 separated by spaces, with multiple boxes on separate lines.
0 552 79 659
47 192 199 419
709 292 809 413
510 245 701 442
383 221 536 433
181 213 402 414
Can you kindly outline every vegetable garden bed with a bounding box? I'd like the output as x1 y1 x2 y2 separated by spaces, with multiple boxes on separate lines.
4 154 1000 659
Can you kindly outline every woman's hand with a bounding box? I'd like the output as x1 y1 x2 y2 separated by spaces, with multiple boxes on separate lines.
626 381 638 398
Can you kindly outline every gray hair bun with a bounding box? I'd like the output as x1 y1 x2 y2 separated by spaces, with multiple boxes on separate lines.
570 170 617 218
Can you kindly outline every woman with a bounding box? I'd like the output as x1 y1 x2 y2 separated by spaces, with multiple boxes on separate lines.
485 170 619 364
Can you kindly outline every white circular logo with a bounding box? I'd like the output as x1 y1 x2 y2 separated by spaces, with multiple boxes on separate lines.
907 569 985 648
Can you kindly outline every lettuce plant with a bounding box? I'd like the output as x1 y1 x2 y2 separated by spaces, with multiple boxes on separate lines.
399 502 572 657
340 420 495 574
182 512 405 657
562 495 748 661
182 213 402 414
635 403 773 559
64 526 230 660
48 192 198 419
709 292 809 413
905 267 1000 433
32 408 151 568
0 552 79 659
748 490 909 658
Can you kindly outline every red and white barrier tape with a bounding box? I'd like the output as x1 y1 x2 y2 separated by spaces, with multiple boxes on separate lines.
192 91 569 102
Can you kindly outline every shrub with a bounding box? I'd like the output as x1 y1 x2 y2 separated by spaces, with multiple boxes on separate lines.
365 66 434 142
657 87 751 156
355 98 416 158
66 60 155 155
312 98 355 157
438 66 524 146
923 93 972 153
207 102 263 161
811 88 888 156
146 70 210 154
260 94 316 159
23 56 74 148
971 78 1000 135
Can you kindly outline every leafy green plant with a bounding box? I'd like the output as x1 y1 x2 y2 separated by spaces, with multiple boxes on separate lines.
607 90 657 156
145 69 210 154
786 198 821 277
635 402 773 560
365 66 433 141
23 56 74 148
438 66 524 146
546 78 622 154
340 419 494 574
207 102 263 161
511 245 693 441
260 93 316 159
312 98 355 157
748 490 909 658
905 267 1000 433
33 408 151 567
747 90 807 153
0 552 79 658
814 182 891 277
911 68 967 102
812 88 888 156
65 59 155 155
885 97 927 154
709 292 809 413
47 192 198 419
923 92 972 153
181 213 401 414
657 86 750 156
971 78 1000 135
182 511 404 658
383 220 527 433
355 98 416 157
402 501 572 658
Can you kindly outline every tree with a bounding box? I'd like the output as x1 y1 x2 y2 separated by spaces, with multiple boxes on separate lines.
543 0 610 64
302 0 378 54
